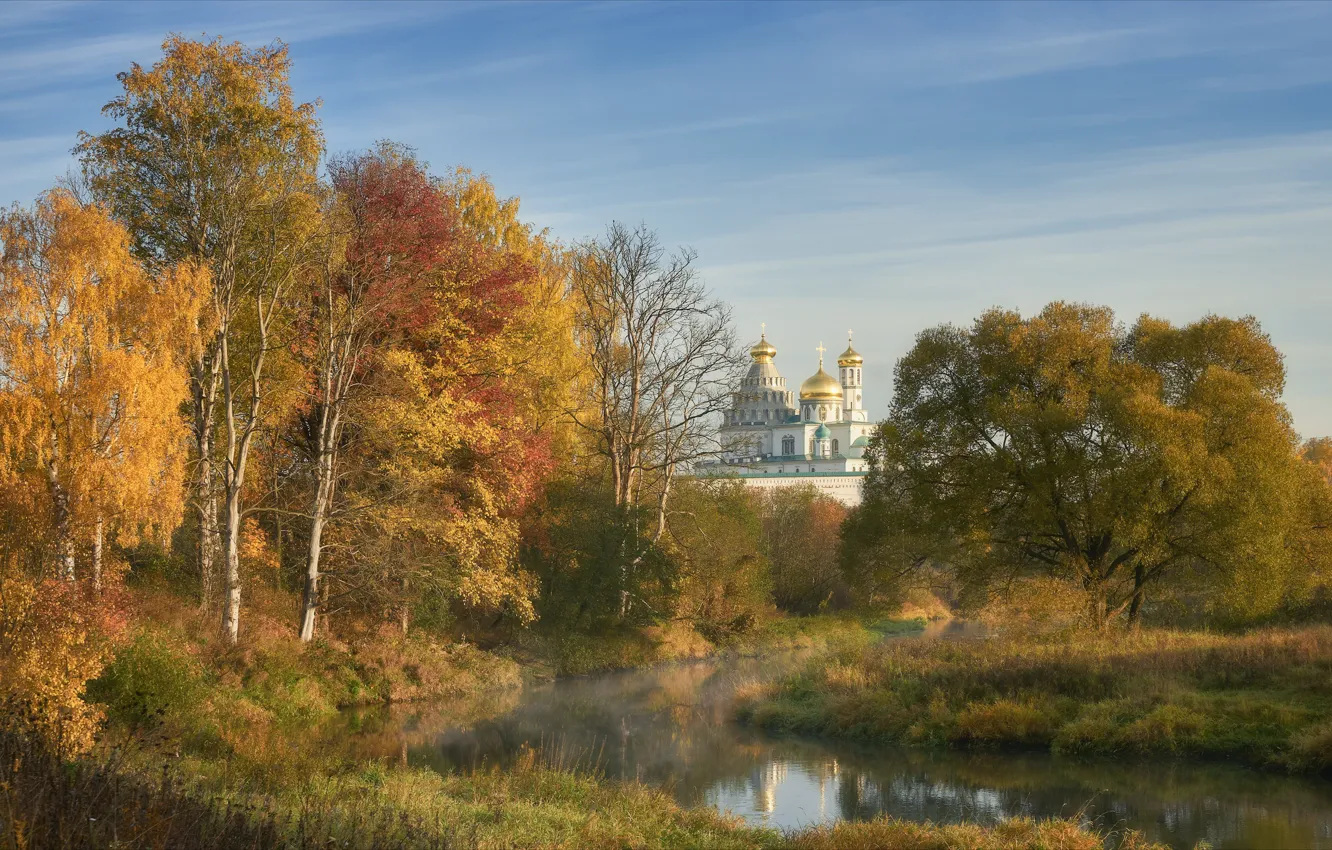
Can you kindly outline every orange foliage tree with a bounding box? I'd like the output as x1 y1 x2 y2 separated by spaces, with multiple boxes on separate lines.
294 162 575 637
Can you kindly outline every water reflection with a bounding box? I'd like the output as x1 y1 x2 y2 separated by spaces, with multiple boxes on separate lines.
336 623 1332 850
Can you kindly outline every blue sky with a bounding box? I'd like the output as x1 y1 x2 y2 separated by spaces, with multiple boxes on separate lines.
3 1 1331 435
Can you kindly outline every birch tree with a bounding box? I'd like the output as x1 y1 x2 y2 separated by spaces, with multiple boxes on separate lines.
293 145 442 642
79 37 322 642
0 191 200 583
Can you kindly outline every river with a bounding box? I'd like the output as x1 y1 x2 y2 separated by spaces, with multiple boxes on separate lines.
338 621 1332 849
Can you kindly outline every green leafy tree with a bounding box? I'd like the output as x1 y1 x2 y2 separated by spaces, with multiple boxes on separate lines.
524 480 676 633
851 302 1325 628
664 479 770 638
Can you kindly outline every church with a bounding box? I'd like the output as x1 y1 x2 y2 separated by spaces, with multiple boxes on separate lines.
700 330 874 506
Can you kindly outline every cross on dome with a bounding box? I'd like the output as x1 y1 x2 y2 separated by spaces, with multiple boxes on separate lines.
838 333 864 367
815 341 826 365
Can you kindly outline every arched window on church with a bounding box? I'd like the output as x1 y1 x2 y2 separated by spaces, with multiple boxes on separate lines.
782 435 794 455
832 439 839 455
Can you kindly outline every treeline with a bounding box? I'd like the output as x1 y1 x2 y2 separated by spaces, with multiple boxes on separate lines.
0 37 849 747
842 302 1332 630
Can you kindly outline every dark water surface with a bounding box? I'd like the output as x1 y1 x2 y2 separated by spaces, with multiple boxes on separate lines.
339 622 1332 849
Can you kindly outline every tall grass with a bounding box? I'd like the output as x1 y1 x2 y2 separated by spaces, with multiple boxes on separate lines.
737 626 1332 772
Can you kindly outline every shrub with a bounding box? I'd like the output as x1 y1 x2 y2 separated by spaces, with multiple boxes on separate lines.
1122 703 1207 753
89 628 208 728
0 575 119 753
952 699 1059 747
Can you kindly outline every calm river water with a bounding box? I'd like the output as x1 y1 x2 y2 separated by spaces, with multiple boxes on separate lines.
339 622 1332 849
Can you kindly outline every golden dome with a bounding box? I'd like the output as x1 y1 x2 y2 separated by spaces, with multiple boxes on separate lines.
750 333 776 363
800 365 844 400
838 333 863 366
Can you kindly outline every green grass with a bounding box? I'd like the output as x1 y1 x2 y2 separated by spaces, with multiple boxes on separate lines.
736 625 1332 774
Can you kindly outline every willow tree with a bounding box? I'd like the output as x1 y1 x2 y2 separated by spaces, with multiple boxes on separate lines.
0 191 201 584
851 302 1325 628
79 37 322 642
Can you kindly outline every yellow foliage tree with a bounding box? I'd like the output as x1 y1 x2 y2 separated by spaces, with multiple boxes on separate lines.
324 169 579 635
0 190 202 583
0 191 197 752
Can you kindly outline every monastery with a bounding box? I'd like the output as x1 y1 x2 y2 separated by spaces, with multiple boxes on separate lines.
701 330 873 506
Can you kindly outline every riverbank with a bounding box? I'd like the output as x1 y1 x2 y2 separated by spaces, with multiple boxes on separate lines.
1 716 1164 850
9 585 1176 848
517 613 922 677
735 625 1332 774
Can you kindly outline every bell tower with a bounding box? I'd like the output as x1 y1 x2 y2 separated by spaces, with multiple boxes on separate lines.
837 331 866 422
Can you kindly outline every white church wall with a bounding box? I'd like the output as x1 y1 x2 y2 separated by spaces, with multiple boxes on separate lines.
727 473 864 507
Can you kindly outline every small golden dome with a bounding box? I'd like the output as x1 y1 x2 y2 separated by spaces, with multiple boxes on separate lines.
800 366 843 400
750 334 777 363
838 333 863 366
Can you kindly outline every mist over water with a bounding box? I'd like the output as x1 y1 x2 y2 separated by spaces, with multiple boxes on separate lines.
338 622 1332 849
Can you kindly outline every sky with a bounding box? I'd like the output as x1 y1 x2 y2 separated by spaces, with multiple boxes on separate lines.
2 1 1331 435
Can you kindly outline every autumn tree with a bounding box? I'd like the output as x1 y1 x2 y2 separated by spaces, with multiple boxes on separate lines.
79 37 322 643
524 479 676 633
569 223 741 618
664 479 770 638
306 166 572 638
289 145 443 641
853 302 1325 628
1306 437 1332 485
0 191 201 584
758 486 848 614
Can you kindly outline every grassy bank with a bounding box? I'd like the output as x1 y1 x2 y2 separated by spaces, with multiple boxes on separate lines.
3 591 1170 849
88 586 523 754
523 613 915 677
736 625 1332 774
1 718 1164 850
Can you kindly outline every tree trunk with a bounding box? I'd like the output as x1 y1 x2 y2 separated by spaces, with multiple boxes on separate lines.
1127 564 1147 630
221 485 243 644
218 307 266 646
194 353 221 610
1086 577 1110 630
197 454 218 608
653 465 674 543
46 447 74 581
399 576 410 636
299 487 328 642
91 516 104 593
